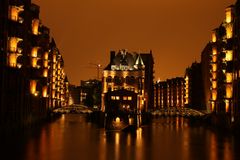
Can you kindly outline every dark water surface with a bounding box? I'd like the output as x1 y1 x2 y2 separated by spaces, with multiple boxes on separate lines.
2 114 240 160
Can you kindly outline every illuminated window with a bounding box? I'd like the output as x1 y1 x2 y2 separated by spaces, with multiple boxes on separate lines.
212 64 217 72
43 69 48 77
31 57 38 68
32 19 39 35
42 86 48 97
53 71 56 77
53 64 56 70
226 73 232 83
226 24 233 39
9 6 18 21
111 96 115 100
52 77 56 83
44 52 48 60
57 93 60 99
116 96 120 100
52 90 55 98
31 47 38 57
53 55 57 63
212 81 217 89
52 83 56 89
212 55 217 63
212 73 217 79
8 53 17 67
212 47 217 55
9 37 22 52
123 96 127 100
226 85 232 98
9 6 24 22
128 96 132 101
212 90 217 101
225 8 232 23
212 32 217 43
225 50 233 61
30 80 37 95
211 102 215 112
43 60 48 68
225 100 230 112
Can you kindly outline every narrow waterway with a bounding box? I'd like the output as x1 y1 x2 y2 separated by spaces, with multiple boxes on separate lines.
2 114 240 160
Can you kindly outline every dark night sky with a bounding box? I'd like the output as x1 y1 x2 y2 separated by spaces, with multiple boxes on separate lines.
33 0 235 85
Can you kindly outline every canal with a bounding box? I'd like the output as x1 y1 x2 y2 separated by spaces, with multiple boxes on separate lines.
2 114 240 160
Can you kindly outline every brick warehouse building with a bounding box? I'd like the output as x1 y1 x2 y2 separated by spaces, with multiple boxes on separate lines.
101 50 154 114
0 0 69 131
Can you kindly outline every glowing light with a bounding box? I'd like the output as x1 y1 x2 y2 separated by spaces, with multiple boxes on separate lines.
225 50 233 61
115 117 120 123
31 47 38 57
53 55 57 63
43 60 48 68
8 53 17 67
212 64 217 72
212 73 217 79
129 118 134 125
225 100 230 113
32 19 40 35
225 8 232 23
212 55 217 63
211 102 215 112
9 37 22 52
212 32 217 43
226 85 232 98
212 47 217 55
42 86 48 98
43 69 48 77
52 90 55 99
212 90 217 101
226 73 232 83
30 80 37 95
226 25 233 39
31 57 38 68
44 52 48 60
9 6 24 22
212 81 217 89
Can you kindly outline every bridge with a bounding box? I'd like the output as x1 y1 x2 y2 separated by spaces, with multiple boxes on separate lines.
151 107 205 117
52 104 94 114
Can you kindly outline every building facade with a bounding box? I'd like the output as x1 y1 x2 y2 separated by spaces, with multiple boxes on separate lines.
0 0 68 131
208 4 236 122
184 62 205 111
101 50 154 114
154 77 185 110
196 0 240 123
201 43 212 113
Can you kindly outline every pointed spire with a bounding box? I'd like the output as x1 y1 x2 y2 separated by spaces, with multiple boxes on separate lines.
135 54 145 69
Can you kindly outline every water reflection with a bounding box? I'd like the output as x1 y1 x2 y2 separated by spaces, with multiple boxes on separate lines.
1 115 240 160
